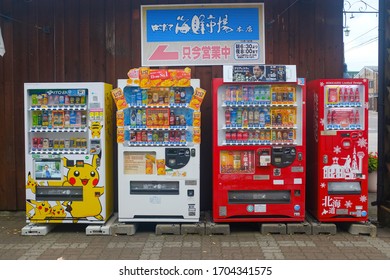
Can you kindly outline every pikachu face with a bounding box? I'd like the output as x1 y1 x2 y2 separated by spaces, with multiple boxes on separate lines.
50 201 67 219
63 156 100 189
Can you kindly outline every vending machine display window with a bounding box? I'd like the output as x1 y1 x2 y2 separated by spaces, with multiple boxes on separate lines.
324 85 365 130
34 158 62 181
123 151 156 175
220 150 255 174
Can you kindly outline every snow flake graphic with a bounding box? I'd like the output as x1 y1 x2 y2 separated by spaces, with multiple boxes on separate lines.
345 200 352 208
320 182 326 188
357 138 368 148
333 146 342 154
365 102 369 109
321 209 328 215
360 195 367 203
320 82 324 87
320 118 325 127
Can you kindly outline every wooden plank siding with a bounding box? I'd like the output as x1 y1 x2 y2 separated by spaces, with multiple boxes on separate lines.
0 0 344 211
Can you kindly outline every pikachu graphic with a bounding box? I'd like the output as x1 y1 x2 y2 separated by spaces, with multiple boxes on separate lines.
89 121 103 138
27 200 52 221
50 201 67 219
26 172 38 194
62 154 104 222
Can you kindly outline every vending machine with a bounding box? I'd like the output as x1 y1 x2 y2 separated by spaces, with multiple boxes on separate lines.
115 67 204 222
306 79 369 222
212 65 306 222
24 82 115 224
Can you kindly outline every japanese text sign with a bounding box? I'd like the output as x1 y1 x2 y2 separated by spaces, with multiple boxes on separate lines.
141 3 265 66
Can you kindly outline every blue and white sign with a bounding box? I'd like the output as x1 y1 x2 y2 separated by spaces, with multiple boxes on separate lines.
141 4 265 67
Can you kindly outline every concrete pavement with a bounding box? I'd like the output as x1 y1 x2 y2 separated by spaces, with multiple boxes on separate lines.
0 209 389 260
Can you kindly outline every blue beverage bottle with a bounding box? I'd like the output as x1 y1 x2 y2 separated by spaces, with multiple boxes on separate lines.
230 108 237 126
248 86 254 102
136 89 142 105
130 90 136 105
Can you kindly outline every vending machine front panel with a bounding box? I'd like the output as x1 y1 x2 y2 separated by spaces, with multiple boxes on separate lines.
24 82 114 224
117 78 201 223
212 68 306 222
306 79 369 222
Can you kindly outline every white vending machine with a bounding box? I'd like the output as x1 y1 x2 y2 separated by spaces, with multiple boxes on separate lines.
116 69 202 223
24 82 115 225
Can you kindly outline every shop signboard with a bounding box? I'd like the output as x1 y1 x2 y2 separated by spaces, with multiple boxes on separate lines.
141 3 265 66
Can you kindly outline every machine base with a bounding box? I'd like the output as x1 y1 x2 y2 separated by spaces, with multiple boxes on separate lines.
21 223 56 236
85 213 117 235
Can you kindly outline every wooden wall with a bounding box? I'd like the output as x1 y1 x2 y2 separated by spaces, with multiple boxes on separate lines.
378 0 390 226
0 0 344 211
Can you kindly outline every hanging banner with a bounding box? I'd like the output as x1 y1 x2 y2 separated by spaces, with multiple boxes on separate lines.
141 3 265 66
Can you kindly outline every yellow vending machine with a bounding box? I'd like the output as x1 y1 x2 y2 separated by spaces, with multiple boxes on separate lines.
23 82 115 235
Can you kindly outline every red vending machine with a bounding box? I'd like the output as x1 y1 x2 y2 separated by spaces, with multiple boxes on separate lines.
212 65 306 222
306 79 369 222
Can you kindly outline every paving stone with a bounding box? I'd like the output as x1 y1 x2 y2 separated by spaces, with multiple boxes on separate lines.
155 224 181 235
347 223 377 237
205 222 230 235
111 223 138 236
85 214 117 235
181 222 206 235
306 214 337 235
287 222 312 234
260 223 287 235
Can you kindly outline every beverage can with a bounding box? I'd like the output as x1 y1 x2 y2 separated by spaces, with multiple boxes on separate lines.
180 90 186 103
248 109 254 126
37 111 42 126
225 88 231 102
230 109 237 125
349 88 354 102
248 86 254 102
233 152 241 171
42 94 48 105
355 88 360 102
242 87 248 102
31 94 38 105
225 109 231 125
236 108 242 126
32 112 38 127
136 131 142 142
225 131 231 142
81 113 87 126
147 131 153 142
141 131 147 142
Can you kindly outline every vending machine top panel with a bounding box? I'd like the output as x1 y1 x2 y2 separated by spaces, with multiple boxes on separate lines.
223 65 297 83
